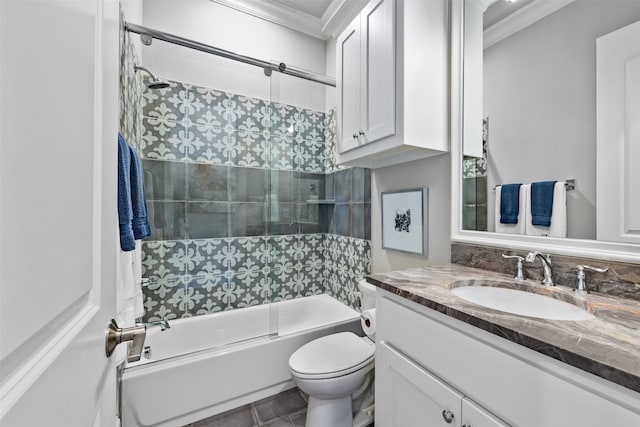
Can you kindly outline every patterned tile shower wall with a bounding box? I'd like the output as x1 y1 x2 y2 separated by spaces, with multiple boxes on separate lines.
117 36 372 320
118 13 142 145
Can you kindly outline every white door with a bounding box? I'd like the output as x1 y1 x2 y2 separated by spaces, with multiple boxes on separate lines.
376 342 464 427
1 1 121 426
596 19 640 244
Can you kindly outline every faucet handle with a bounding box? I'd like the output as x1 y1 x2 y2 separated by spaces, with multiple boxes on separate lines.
502 254 525 281
575 265 609 295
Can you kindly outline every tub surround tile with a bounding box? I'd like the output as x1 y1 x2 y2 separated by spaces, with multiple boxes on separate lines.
143 159 186 201
185 202 230 239
136 83 371 320
187 163 229 201
451 243 640 301
367 263 640 393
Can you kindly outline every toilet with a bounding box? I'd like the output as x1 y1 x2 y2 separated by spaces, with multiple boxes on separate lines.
288 280 377 427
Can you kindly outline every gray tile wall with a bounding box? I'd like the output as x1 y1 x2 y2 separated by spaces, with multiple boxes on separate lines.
117 49 373 319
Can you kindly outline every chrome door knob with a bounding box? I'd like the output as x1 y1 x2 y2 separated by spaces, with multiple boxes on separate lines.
442 409 455 423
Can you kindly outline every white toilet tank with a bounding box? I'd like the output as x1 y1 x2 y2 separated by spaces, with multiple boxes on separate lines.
358 280 377 311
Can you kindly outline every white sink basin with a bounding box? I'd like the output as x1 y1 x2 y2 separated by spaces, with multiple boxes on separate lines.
451 286 595 321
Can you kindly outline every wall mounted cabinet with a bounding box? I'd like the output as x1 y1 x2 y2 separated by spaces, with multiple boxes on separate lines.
336 0 449 168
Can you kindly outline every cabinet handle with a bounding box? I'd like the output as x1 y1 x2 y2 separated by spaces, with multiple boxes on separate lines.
442 409 455 423
462 425 472 427
352 132 358 139
359 130 365 136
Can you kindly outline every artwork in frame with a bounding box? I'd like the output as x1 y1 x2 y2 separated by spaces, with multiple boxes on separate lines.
381 188 428 256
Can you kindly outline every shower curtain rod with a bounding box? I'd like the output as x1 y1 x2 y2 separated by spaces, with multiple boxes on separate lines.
125 22 336 88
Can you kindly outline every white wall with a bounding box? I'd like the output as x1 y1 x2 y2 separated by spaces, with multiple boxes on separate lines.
483 0 640 239
371 155 452 273
325 36 337 111
137 0 328 111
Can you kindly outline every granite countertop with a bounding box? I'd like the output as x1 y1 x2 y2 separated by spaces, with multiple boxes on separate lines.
367 263 640 393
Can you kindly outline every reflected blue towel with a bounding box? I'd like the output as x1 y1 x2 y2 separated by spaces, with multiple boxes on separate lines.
129 145 151 240
500 183 522 224
531 181 557 226
118 134 135 251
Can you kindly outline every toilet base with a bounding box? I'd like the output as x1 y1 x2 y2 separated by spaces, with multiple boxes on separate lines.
305 395 353 427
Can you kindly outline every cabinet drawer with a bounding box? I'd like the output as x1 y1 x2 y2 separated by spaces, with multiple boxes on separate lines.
376 293 640 426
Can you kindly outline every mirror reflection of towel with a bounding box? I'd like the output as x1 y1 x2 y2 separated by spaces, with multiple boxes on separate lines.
530 181 556 226
526 182 567 238
499 183 522 224
495 185 526 234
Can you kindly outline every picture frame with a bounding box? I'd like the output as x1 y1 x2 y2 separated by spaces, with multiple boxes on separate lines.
381 188 428 256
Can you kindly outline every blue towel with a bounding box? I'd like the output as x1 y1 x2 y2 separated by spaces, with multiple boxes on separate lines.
129 145 151 240
499 183 522 224
530 181 557 226
118 134 136 251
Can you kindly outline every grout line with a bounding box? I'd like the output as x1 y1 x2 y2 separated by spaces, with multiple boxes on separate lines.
250 404 261 426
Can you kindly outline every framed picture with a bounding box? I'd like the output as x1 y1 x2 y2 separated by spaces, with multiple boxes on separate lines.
381 188 428 256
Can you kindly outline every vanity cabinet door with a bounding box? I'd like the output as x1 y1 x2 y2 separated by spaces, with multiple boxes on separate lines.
461 398 509 427
376 342 464 427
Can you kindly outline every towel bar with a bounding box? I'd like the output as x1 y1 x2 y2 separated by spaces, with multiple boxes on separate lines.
492 179 575 191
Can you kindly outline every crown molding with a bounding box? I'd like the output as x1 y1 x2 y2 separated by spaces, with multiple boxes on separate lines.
210 0 366 40
483 0 576 49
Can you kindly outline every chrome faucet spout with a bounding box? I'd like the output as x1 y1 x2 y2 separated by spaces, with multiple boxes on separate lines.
137 319 170 331
525 251 554 286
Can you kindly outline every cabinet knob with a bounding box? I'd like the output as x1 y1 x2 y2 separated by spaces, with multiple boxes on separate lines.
352 132 358 139
359 130 365 136
442 409 455 423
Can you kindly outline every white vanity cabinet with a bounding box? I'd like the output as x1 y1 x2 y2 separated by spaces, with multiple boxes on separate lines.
375 290 640 427
377 341 507 427
336 0 449 168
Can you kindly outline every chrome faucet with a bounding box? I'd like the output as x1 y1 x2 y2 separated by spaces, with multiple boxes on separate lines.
138 319 171 331
575 265 609 294
525 251 554 286
502 254 525 281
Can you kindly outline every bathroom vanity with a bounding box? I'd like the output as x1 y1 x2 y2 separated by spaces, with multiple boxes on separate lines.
368 264 640 427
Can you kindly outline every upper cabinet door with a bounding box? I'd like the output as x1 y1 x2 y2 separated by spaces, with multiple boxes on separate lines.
337 19 362 152
361 0 396 143
596 19 640 244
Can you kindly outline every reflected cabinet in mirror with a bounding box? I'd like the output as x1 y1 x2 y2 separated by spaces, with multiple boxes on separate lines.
453 0 640 259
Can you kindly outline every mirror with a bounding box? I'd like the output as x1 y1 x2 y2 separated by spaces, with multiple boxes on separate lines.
459 0 640 246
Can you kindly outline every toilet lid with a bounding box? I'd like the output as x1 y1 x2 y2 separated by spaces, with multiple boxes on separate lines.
289 332 375 379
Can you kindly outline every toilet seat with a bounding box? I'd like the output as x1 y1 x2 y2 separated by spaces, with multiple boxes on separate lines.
289 332 375 380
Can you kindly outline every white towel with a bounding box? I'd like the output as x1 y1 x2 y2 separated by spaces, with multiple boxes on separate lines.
116 248 136 327
494 185 527 234
525 182 567 238
117 240 145 326
133 240 145 319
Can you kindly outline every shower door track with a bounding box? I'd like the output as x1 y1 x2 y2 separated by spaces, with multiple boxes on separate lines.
125 22 336 87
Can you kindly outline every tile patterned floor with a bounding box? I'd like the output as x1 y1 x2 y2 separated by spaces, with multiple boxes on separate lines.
184 388 308 427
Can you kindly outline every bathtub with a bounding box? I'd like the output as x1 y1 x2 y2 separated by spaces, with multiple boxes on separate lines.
120 294 362 427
